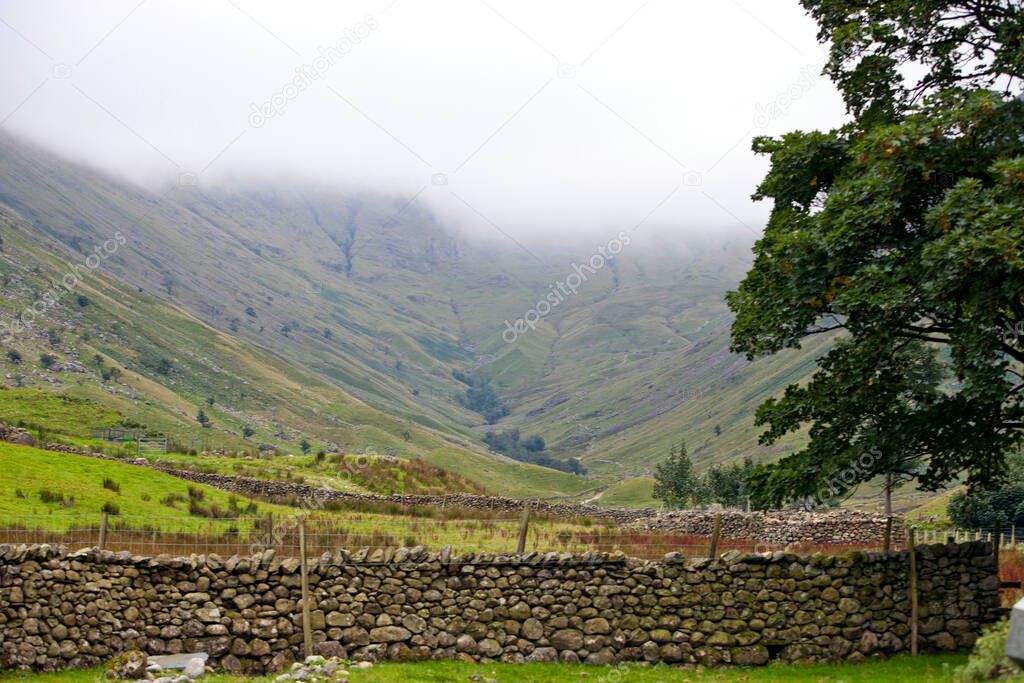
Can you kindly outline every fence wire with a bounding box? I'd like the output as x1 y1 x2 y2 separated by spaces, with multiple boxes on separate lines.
0 513 963 561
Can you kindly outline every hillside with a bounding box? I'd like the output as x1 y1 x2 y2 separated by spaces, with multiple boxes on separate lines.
0 133 826 496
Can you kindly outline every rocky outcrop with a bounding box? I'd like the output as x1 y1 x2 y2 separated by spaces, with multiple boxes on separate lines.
0 424 36 447
0 541 1000 674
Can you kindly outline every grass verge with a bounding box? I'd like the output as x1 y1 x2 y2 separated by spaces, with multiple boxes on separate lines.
0 653 968 682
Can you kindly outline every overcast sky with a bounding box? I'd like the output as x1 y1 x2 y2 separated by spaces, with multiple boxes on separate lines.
0 0 847 240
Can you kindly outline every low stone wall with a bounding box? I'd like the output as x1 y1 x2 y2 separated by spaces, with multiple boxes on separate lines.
154 467 652 523
0 541 1001 674
28 441 909 546
631 510 906 546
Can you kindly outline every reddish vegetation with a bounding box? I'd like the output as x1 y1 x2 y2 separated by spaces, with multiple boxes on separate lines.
1000 549 1024 606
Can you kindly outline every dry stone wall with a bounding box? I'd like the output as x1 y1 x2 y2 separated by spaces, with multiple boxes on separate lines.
631 510 906 546
154 468 651 523
0 541 1001 674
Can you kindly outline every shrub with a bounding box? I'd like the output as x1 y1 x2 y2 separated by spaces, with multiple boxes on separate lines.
39 488 65 504
102 478 121 493
6 349 22 364
954 618 1014 682
39 353 57 369
101 502 120 515
187 486 205 501
160 493 186 508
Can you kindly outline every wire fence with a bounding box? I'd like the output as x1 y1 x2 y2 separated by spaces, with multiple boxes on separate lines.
0 513 962 561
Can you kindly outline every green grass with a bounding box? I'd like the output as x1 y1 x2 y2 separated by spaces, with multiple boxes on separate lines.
598 477 658 508
0 654 967 682
0 446 608 554
0 390 120 440
423 447 595 498
0 443 291 530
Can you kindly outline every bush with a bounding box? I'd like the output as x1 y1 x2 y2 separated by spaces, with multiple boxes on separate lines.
39 488 65 504
102 478 121 493
160 493 187 508
101 502 120 515
39 353 57 369
187 486 205 501
954 618 1015 682
949 485 1024 530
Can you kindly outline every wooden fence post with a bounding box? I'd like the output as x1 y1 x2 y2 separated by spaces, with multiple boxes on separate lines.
709 513 723 562
299 517 314 657
909 527 918 656
98 512 108 550
994 527 1001 571
264 512 274 550
883 516 893 552
517 508 531 553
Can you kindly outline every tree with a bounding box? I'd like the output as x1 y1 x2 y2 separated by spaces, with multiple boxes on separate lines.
300 438 311 455
704 457 757 508
483 429 584 474
196 409 210 427
652 440 702 509
729 1 1024 507
242 425 255 438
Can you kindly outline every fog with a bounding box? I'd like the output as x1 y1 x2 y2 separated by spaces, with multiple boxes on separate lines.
0 0 847 241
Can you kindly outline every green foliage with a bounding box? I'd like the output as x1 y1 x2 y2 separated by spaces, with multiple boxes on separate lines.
804 0 1023 123
704 457 756 508
300 438 311 455
5 349 21 364
483 429 584 474
196 408 210 427
652 440 703 509
730 1 1024 507
948 485 1024 531
38 353 57 369
242 425 255 438
101 478 120 493
953 618 1015 682
454 373 509 424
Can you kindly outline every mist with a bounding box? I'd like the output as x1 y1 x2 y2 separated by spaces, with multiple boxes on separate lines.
0 0 847 242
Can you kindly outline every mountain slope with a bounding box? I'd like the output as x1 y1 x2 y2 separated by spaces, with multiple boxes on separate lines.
0 133 823 491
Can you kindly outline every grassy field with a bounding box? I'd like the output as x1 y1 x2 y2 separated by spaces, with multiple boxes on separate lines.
0 443 294 531
0 445 644 557
599 477 658 508
0 654 968 682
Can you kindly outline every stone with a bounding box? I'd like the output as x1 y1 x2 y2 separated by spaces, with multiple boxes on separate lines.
550 629 584 651
521 618 544 640
104 649 148 680
183 657 206 678
370 626 412 643
456 634 478 654
478 638 502 657
526 647 559 663
838 598 861 614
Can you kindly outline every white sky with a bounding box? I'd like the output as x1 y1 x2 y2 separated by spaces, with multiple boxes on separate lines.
0 0 847 239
